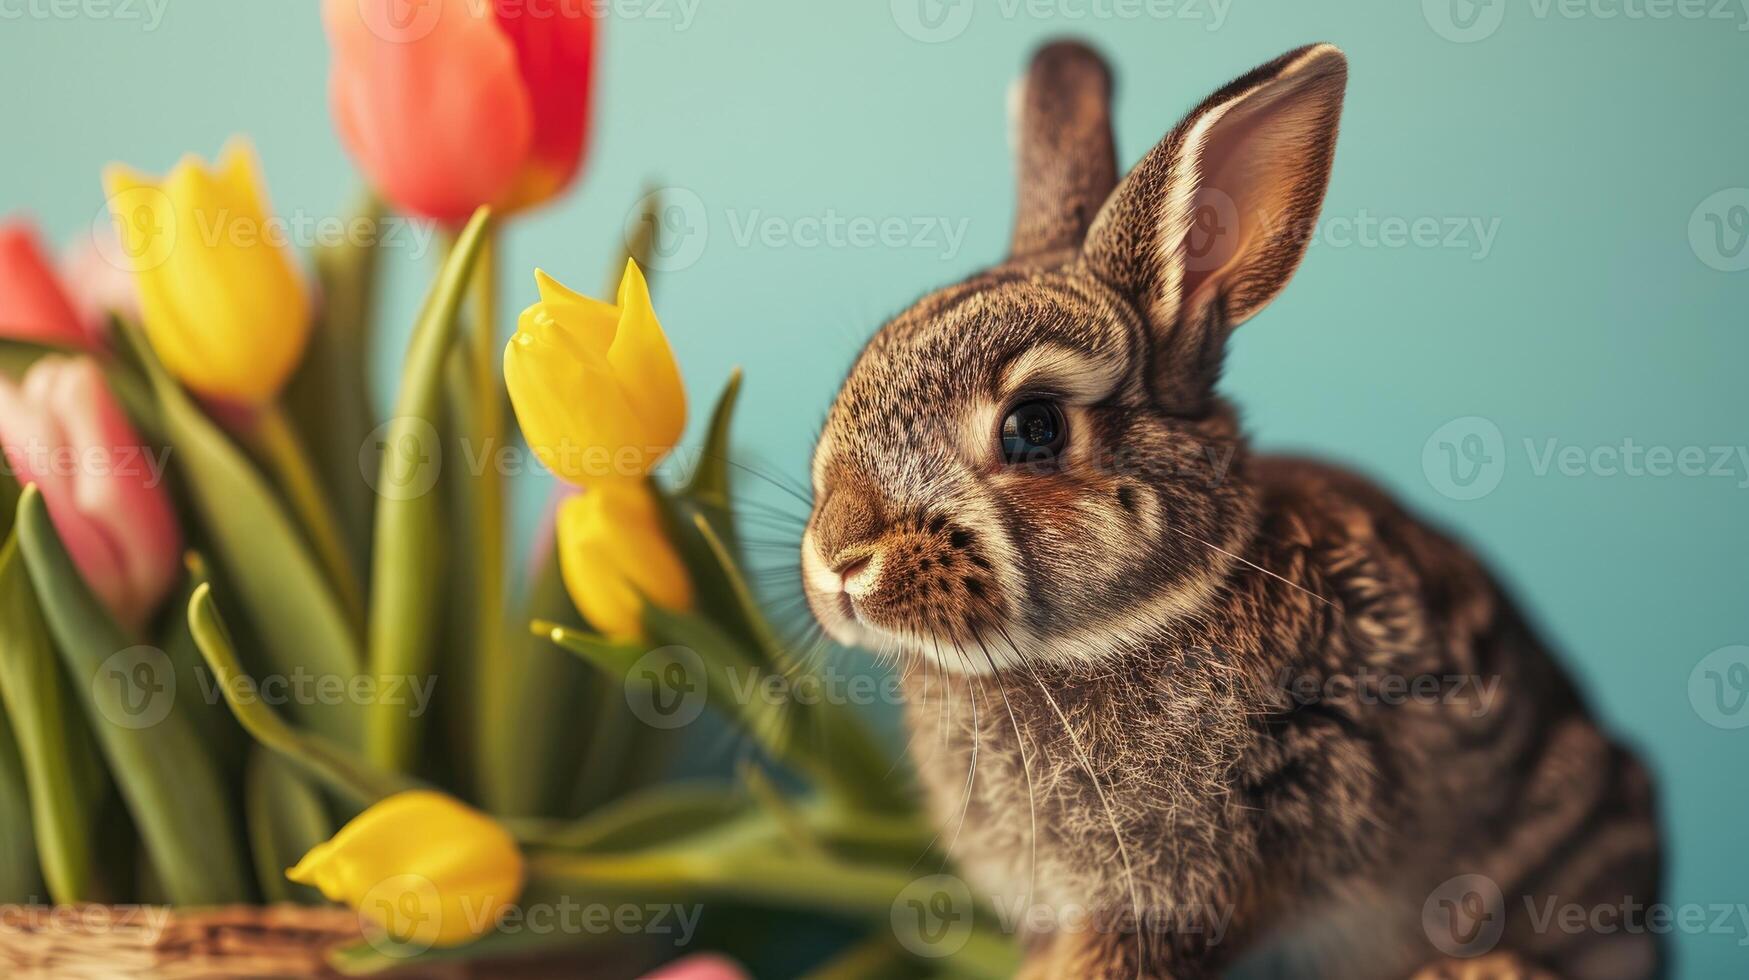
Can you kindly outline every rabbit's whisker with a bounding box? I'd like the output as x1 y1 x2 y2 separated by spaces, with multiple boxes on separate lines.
974 631 1040 915
1166 524 1334 607
997 622 1145 980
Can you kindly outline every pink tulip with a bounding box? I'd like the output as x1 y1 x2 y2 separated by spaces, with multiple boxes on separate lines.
0 219 89 347
640 954 750 980
323 0 596 224
0 356 180 630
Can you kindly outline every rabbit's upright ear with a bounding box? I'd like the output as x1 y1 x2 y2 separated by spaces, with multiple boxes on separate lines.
1082 44 1346 409
1008 41 1118 260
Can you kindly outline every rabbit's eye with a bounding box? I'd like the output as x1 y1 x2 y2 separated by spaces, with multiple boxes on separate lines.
999 399 1068 464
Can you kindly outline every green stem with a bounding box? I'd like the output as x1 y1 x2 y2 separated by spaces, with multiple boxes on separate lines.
469 229 508 794
251 401 365 632
527 831 921 919
189 583 413 808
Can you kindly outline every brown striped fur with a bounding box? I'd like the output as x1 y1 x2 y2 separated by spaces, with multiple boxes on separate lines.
801 41 1662 979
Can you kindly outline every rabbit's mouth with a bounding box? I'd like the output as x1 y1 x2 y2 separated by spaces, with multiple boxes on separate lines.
800 522 1022 673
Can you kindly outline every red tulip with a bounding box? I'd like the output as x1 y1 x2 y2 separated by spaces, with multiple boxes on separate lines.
0 356 181 630
0 219 89 347
323 0 596 224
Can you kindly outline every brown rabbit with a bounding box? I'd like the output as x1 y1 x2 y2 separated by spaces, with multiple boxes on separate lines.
799 40 1664 980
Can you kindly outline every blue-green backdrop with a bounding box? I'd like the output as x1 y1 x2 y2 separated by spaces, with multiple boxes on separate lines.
3 1 1745 975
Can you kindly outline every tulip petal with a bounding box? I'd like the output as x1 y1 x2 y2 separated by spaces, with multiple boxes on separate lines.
555 485 691 641
324 0 532 225
38 358 179 629
0 221 88 347
104 140 312 403
607 261 687 453
0 369 137 627
288 790 523 948
488 0 596 213
531 268 616 355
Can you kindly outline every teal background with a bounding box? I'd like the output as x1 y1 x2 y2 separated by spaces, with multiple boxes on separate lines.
3 1 1745 974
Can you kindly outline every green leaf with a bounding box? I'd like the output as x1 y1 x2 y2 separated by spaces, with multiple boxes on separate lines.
117 321 362 745
680 368 743 505
798 936 929 980
634 608 799 758
245 746 331 904
0 337 78 381
187 583 414 809
282 194 385 566
686 509 793 675
679 511 904 815
617 183 665 297
0 531 111 903
511 781 749 852
479 539 597 818
527 838 919 920
364 206 492 772
155 554 246 779
0 697 42 902
15 486 252 904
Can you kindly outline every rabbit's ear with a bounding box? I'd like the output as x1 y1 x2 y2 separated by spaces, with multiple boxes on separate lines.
1082 44 1346 407
1008 41 1118 260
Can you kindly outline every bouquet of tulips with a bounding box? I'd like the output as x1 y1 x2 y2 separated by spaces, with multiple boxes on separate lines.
0 3 1024 978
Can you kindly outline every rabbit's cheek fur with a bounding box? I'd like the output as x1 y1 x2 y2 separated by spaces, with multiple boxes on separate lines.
803 473 1017 664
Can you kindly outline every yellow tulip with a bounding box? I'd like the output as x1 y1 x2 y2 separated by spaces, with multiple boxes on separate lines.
558 482 692 640
504 260 685 487
102 137 311 404
287 791 523 949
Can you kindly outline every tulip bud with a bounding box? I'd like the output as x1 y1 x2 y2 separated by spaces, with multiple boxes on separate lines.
505 260 686 487
0 219 89 347
323 0 595 224
287 791 523 949
102 138 313 405
556 482 692 641
0 356 180 630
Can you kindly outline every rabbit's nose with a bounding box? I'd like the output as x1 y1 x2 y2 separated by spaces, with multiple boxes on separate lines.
833 551 880 598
